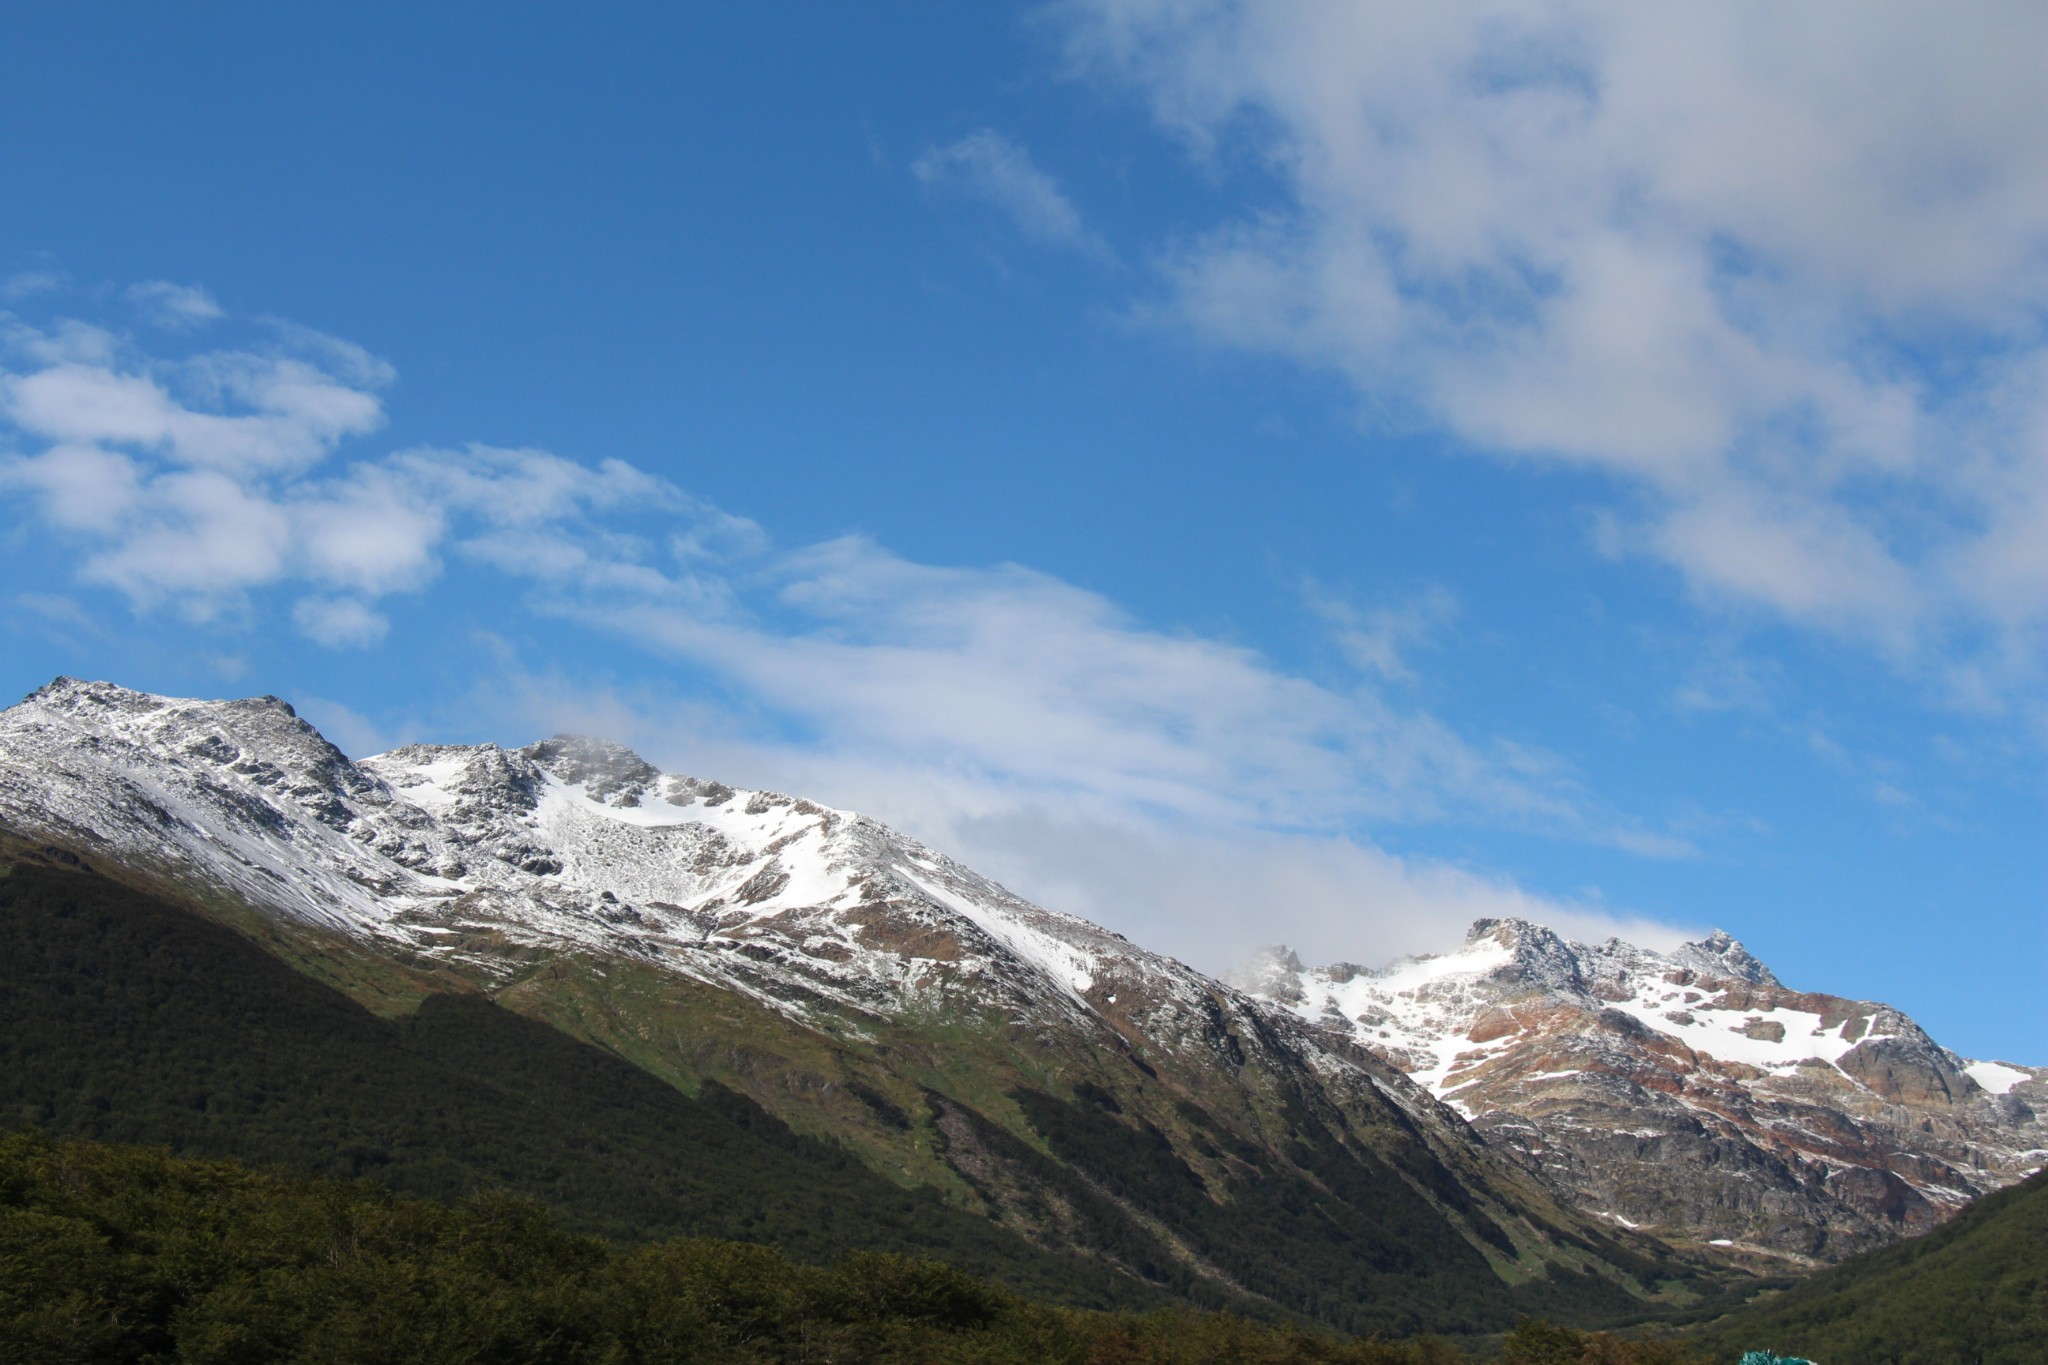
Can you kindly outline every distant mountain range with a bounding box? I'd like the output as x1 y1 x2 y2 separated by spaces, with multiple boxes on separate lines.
0 677 2038 1334
1224 921 2044 1264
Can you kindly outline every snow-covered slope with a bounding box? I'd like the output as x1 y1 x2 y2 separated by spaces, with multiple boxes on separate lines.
1227 920 2047 1261
0 678 1190 1035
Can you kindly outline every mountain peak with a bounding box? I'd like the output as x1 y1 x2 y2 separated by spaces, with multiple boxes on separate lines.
1463 917 1584 992
26 675 159 712
1236 912 2044 1259
1674 928 1780 987
519 734 660 807
24 676 301 722
0 679 1136 1032
1466 916 1551 945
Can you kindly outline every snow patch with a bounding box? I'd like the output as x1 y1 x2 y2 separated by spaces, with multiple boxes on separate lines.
900 869 1098 1001
1965 1060 2033 1096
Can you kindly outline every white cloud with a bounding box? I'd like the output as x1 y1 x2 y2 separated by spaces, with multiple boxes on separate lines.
126 280 223 329
914 129 1113 260
9 591 106 638
292 596 389 649
801 767 1694 970
3 443 142 533
477 665 1694 974
82 469 294 609
1309 582 1459 683
1651 487 1924 649
1058 0 2048 696
587 536 1589 833
0 316 118 366
0 317 720 639
3 355 384 476
1671 642 1774 715
392 444 684 530
293 465 445 597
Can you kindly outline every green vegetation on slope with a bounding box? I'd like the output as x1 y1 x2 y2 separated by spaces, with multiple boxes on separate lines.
1010 1083 1627 1337
0 848 1741 1340
1690 1164 2048 1364
0 1132 1714 1364
0 856 1131 1304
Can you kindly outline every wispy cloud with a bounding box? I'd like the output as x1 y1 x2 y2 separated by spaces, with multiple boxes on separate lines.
2 270 65 302
1308 581 1459 684
1059 1 2048 712
913 129 1113 261
292 693 399 759
589 537 1569 833
126 280 223 329
291 596 389 649
472 660 1697 972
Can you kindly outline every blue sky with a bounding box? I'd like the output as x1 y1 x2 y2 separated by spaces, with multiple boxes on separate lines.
1 3 2042 1060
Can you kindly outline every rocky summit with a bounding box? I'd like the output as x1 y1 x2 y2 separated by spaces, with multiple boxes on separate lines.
1225 920 2047 1263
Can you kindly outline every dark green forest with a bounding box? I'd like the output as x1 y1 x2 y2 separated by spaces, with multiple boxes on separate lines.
0 856 1127 1305
1688 1163 2048 1365
0 1131 1711 1364
0 850 1671 1337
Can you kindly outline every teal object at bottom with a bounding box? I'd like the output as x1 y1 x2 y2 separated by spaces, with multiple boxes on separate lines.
1740 1352 1815 1365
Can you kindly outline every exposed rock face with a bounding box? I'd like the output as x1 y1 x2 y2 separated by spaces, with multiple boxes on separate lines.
0 678 1716 1326
1672 928 1779 987
1231 919 2047 1263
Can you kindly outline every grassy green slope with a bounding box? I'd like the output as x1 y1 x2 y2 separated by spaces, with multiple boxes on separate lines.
1691 1165 2048 1364
0 855 1142 1306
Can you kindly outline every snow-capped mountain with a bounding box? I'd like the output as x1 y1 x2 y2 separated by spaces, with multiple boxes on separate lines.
1226 920 2047 1261
0 678 1712 1326
0 677 1154 1034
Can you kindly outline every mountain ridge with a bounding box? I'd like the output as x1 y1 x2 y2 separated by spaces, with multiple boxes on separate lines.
0 676 1728 1335
1226 917 2046 1262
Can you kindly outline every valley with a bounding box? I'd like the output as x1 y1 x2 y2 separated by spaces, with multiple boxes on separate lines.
0 676 2039 1355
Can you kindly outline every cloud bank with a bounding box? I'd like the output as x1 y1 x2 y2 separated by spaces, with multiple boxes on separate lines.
1057 0 2048 709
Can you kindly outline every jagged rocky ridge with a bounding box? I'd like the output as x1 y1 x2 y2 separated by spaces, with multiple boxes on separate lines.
1225 921 2047 1263
0 678 1721 1333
